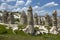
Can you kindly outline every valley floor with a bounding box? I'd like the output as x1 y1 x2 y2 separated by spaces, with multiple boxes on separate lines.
0 34 60 40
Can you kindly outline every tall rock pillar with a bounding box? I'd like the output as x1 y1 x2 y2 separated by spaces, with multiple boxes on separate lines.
7 12 15 24
26 6 34 34
45 14 52 33
38 16 42 25
10 13 15 24
50 10 58 34
52 10 57 27
34 13 38 25
20 10 27 25
45 14 52 26
2 11 9 24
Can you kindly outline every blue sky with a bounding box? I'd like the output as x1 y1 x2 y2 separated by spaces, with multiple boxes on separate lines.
0 0 60 16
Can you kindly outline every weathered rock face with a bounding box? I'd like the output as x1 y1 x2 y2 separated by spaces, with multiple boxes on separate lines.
8 12 15 24
38 16 42 25
41 17 45 25
0 11 3 23
34 13 38 25
2 11 15 24
11 13 15 24
2 11 9 24
50 10 58 34
57 17 60 29
20 11 27 25
45 14 52 26
26 6 34 34
27 6 34 25
52 10 57 27
50 26 58 34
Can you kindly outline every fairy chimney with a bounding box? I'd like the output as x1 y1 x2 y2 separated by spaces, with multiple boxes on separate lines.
26 6 34 35
20 10 27 25
34 13 38 25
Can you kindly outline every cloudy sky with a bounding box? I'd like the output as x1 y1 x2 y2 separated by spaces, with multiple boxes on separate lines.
0 0 60 16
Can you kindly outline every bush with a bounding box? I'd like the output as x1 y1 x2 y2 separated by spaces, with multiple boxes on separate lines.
45 26 51 33
6 28 14 34
34 27 39 31
18 24 27 29
15 19 20 22
14 30 26 35
14 30 19 34
0 25 7 34
0 24 14 34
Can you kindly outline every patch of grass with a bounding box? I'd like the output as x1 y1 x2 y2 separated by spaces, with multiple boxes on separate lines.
6 29 14 34
18 24 27 29
0 25 7 34
0 24 60 40
0 24 14 34
0 31 60 40
34 27 39 31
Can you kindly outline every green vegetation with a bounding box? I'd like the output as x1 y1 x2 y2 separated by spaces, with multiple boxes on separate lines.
6 29 14 34
42 21 45 25
34 27 39 31
18 24 27 29
0 32 60 40
0 24 14 34
15 19 20 22
45 26 51 33
0 25 7 34
0 24 60 40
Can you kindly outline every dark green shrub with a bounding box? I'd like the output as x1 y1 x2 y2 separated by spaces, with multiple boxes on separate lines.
18 24 27 29
45 26 51 33
34 27 39 31
0 24 14 34
0 25 7 34
14 30 25 35
15 19 20 22
14 30 19 34
6 29 14 34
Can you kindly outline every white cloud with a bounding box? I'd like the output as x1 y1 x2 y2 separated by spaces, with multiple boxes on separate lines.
32 6 42 14
33 6 41 11
21 7 28 12
0 0 59 16
39 10 45 13
14 15 20 19
0 3 8 10
16 0 25 6
25 0 32 6
1 0 16 2
12 8 21 12
6 0 16 2
57 10 60 16
43 2 59 7
0 3 14 11
0 0 26 12
32 5 49 16
33 6 39 9
57 10 60 13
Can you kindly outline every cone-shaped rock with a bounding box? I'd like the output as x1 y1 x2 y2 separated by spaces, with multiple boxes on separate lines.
20 10 27 25
2 11 9 24
41 17 45 25
52 10 57 27
26 6 34 34
38 16 42 25
45 13 52 26
51 10 58 34
34 13 38 25
8 12 15 24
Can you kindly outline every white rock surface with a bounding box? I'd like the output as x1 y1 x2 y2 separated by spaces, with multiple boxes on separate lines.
34 25 48 34
50 26 58 34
